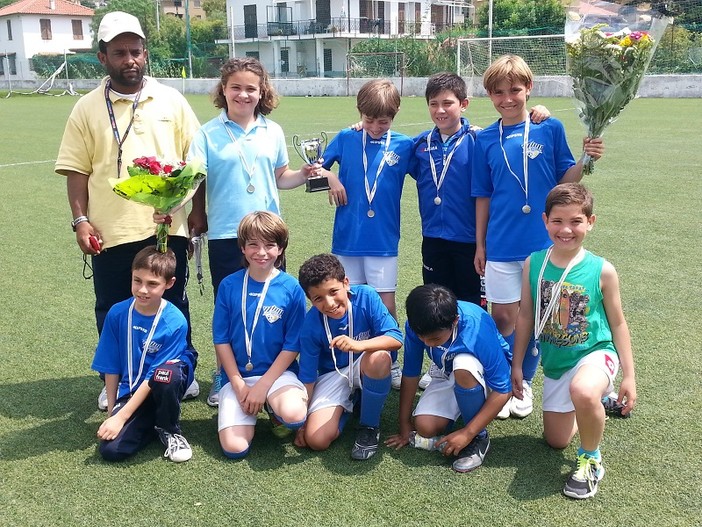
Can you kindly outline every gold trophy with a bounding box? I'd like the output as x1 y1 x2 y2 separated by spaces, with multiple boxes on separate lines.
292 132 330 193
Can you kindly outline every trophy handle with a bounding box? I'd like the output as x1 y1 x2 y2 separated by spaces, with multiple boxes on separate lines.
292 134 305 162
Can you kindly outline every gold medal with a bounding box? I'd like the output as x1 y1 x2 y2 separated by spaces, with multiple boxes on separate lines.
245 361 253 372
367 209 375 218
434 196 442 205
522 204 531 214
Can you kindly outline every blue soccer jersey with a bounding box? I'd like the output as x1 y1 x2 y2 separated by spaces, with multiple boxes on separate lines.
409 118 477 243
402 301 512 394
472 118 576 262
323 127 413 257
213 269 306 381
187 111 288 240
298 285 403 384
92 299 195 400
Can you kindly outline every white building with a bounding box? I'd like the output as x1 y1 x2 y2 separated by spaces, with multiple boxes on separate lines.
0 0 93 80
227 1 473 78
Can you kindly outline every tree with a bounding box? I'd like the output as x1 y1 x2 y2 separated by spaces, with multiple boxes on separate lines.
201 0 226 19
477 0 565 35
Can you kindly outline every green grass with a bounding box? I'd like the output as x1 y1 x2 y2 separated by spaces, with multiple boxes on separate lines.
0 93 701 527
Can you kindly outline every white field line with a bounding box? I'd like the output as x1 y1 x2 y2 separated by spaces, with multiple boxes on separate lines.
0 159 55 169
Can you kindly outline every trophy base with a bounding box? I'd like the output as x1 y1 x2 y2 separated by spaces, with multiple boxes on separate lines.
305 176 330 193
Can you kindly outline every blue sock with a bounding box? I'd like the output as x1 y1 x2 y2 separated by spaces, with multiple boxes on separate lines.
222 446 250 459
359 374 391 428
577 446 601 462
281 417 306 431
522 336 540 383
453 383 486 430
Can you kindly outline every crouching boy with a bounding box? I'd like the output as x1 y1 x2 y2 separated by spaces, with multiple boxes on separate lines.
295 254 403 460
386 284 511 473
92 247 196 462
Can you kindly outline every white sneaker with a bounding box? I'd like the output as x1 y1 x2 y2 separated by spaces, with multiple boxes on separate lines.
418 363 440 390
161 431 193 463
390 361 402 390
510 381 533 418
496 398 511 420
97 386 108 412
183 379 200 400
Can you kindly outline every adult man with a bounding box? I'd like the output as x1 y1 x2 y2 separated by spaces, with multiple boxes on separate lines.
55 11 201 409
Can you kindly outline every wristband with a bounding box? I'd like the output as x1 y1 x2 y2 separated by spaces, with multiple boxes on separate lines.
71 215 89 231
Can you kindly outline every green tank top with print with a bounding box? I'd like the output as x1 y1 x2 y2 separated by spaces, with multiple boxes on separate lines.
529 249 616 379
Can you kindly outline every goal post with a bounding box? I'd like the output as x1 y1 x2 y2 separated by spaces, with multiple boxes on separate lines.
346 52 406 96
457 34 567 80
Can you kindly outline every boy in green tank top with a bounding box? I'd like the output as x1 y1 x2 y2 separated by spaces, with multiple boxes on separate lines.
511 182 636 500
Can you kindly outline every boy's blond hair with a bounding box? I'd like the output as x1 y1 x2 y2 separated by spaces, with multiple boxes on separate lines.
356 79 401 119
483 54 534 94
237 211 289 268
132 247 177 281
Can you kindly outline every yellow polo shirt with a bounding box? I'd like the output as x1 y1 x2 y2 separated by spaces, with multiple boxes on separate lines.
55 76 200 249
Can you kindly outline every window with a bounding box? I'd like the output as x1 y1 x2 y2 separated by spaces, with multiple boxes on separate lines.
40 19 52 40
7 20 12 40
8 54 16 75
0 57 4 76
72 20 83 40
245 51 260 60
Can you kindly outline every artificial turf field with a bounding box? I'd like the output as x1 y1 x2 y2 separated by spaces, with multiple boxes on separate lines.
0 92 700 526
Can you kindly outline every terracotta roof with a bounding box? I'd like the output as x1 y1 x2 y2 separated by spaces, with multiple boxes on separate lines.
0 0 94 17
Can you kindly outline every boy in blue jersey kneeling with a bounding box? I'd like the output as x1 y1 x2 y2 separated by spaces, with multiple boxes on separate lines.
92 246 196 463
295 254 403 460
386 284 512 473
214 212 308 459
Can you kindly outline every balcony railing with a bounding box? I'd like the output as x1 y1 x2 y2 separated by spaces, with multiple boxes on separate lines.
235 17 450 40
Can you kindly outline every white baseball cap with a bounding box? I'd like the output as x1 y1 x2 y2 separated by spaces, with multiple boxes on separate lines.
98 11 145 43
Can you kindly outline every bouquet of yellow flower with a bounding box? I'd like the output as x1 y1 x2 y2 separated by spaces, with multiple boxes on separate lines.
110 156 206 252
565 3 671 174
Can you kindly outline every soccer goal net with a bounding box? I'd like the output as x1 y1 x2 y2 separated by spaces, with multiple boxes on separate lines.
346 52 406 94
457 34 567 80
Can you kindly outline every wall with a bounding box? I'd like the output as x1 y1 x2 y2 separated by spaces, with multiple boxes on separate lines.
6 74 702 98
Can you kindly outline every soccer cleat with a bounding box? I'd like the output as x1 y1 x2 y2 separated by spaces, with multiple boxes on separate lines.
510 380 533 418
390 361 403 390
207 369 222 407
419 363 440 390
158 429 193 463
496 399 511 420
183 379 200 400
97 385 108 411
452 431 490 473
351 426 381 460
602 391 630 418
563 454 605 499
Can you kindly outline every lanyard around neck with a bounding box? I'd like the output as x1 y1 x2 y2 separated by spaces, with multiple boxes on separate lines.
499 119 531 212
241 269 274 371
362 129 391 212
220 113 260 188
534 247 584 342
427 132 465 203
126 298 165 393
430 322 458 375
104 80 144 178
323 300 354 387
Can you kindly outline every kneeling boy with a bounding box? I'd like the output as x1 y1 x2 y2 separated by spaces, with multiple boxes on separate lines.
386 284 511 473
92 247 196 462
296 254 403 460
511 183 636 499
